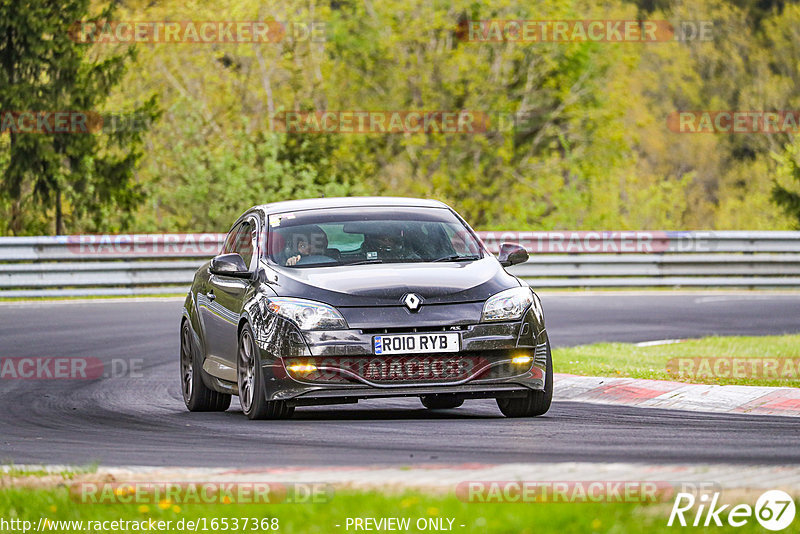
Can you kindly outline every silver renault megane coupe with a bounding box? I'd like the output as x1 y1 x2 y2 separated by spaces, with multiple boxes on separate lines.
180 197 552 419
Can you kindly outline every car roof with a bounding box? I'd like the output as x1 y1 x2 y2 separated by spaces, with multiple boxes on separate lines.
248 196 450 217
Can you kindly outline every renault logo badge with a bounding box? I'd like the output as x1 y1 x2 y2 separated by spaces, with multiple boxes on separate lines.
403 293 421 312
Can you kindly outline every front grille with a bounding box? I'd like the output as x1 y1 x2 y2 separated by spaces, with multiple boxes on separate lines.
285 350 529 386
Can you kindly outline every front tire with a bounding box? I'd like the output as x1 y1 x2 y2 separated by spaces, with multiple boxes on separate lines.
420 395 463 410
237 323 294 420
180 321 231 412
496 340 553 417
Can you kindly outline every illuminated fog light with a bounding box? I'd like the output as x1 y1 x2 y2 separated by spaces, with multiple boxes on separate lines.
287 363 317 374
511 355 533 365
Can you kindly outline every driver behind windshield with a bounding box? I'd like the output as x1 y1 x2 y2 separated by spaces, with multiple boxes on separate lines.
284 226 332 266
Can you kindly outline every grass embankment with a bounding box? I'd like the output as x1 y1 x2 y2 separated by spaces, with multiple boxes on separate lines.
553 335 800 387
0 484 789 534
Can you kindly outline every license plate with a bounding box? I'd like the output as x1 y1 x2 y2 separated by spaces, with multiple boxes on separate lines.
373 333 460 355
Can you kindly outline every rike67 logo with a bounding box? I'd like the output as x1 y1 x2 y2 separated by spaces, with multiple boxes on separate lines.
668 490 796 530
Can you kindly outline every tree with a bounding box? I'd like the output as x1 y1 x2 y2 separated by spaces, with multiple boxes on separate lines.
0 0 158 235
27 0 796 234
772 142 800 228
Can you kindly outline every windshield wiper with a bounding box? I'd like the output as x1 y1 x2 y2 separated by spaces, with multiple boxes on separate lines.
432 254 481 262
345 259 385 265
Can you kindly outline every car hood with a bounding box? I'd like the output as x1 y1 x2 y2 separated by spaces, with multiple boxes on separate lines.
269 256 520 308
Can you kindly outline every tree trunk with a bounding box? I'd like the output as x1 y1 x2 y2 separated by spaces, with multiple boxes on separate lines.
55 190 63 235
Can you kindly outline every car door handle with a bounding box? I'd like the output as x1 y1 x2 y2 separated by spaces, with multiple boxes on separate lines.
206 291 216 301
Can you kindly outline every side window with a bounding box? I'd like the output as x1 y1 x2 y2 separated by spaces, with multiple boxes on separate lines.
221 223 240 255
231 221 255 268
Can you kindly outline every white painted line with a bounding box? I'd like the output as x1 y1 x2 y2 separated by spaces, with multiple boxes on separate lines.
635 339 685 347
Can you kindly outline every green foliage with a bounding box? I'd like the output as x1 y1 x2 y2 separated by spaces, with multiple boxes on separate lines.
138 115 370 232
3 0 800 233
0 0 159 235
772 141 800 228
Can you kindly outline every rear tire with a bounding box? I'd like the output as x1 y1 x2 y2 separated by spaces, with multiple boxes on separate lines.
180 321 231 412
496 340 553 417
237 323 294 420
420 395 463 410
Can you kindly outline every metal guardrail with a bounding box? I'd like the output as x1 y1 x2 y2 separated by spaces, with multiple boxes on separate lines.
0 231 799 297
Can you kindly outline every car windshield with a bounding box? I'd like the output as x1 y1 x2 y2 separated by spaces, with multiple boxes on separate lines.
265 206 484 268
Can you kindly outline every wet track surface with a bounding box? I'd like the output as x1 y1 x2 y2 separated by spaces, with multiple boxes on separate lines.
1 292 799 467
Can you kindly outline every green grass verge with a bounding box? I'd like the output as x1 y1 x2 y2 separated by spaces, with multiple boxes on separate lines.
0 464 97 479
552 335 800 387
0 486 788 533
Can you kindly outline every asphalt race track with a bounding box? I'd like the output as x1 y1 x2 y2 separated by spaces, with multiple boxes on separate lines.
1 292 799 467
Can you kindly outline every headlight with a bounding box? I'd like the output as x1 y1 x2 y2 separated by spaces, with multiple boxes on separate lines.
267 297 348 330
481 287 534 322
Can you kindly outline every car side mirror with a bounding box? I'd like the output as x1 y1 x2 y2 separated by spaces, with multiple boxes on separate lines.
210 253 251 278
498 242 529 267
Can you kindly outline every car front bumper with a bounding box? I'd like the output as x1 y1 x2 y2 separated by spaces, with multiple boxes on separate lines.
245 301 549 407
